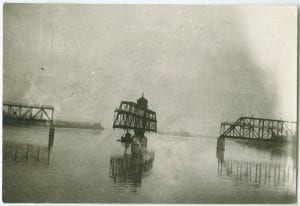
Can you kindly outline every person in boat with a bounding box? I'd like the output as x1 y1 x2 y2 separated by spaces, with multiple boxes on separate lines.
121 130 132 142
124 131 132 142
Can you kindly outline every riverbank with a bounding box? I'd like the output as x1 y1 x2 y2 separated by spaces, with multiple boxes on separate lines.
3 119 104 130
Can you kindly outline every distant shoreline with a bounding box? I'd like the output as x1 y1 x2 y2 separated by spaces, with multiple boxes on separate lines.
3 118 104 130
157 131 210 138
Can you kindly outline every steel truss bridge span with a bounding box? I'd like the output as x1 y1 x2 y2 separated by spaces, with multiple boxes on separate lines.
113 101 157 132
219 116 296 141
3 102 54 123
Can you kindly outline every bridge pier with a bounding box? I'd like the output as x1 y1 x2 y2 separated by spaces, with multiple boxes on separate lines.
132 136 147 152
216 147 225 162
48 126 55 147
217 137 225 150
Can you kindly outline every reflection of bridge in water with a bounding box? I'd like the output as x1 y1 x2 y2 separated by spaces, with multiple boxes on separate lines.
3 126 55 167
217 156 296 187
109 138 155 190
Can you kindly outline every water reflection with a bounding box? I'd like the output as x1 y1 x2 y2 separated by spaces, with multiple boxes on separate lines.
3 126 55 167
218 159 296 187
109 137 155 192
216 139 296 188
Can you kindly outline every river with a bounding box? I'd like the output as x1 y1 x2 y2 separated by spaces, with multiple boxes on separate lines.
3 125 296 203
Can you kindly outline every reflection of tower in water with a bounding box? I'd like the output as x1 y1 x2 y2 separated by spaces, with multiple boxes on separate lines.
109 137 155 189
3 126 55 167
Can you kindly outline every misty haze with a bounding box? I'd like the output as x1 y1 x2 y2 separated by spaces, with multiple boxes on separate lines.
3 4 297 203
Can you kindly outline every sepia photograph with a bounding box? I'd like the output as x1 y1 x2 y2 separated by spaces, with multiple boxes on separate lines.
2 2 298 203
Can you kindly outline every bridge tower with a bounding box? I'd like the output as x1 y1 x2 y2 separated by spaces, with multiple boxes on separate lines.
135 94 148 137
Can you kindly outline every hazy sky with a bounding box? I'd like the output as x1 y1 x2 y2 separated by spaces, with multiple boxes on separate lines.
3 4 297 135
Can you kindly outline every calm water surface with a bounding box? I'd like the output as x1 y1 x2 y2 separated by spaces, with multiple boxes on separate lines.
3 125 296 203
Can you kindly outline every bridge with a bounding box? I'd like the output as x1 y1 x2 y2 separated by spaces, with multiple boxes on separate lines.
113 101 157 131
219 116 296 141
3 102 54 123
113 95 157 137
